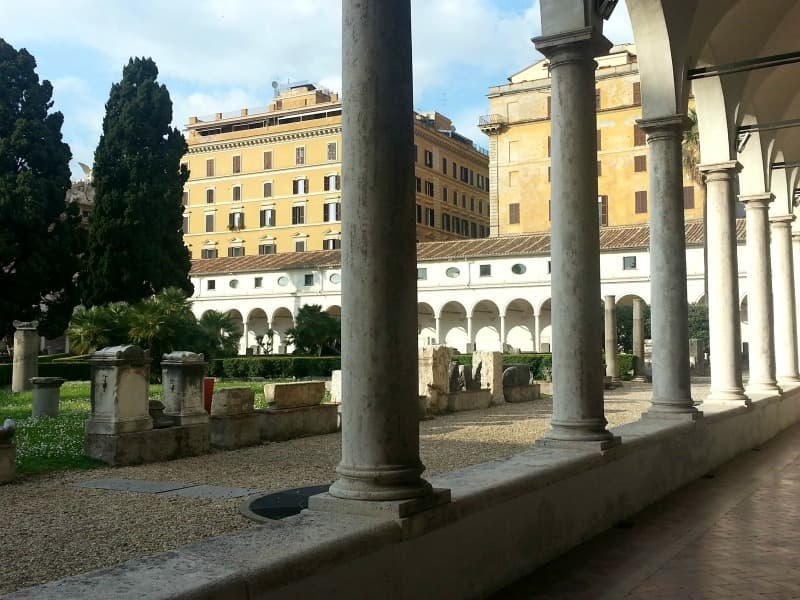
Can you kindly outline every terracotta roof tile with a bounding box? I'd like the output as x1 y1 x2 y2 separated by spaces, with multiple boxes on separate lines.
190 219 744 275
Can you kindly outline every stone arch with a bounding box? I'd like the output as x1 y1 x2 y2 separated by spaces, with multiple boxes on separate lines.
226 309 245 355
471 299 501 352
440 301 468 354
271 307 295 354
417 302 437 347
504 298 535 353
538 298 552 352
246 308 270 355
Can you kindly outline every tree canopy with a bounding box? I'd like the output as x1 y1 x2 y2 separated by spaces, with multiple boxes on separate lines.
82 57 192 307
287 304 341 356
0 39 84 340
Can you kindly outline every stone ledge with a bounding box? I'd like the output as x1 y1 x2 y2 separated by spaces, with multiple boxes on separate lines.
11 386 800 599
257 404 339 442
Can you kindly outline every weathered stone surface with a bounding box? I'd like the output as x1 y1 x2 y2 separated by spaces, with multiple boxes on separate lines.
12 320 38 393
0 444 15 484
209 414 260 449
161 351 208 426
263 382 324 409
474 351 503 405
84 424 210 466
418 346 452 415
86 345 152 435
30 378 65 418
330 370 342 403
258 404 339 442
502 365 531 388
447 390 492 412
504 384 541 403
210 388 255 416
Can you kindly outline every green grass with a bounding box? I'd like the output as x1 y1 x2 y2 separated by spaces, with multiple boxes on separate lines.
0 379 270 476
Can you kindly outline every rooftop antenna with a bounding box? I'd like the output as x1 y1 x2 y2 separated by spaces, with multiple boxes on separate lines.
271 81 279 98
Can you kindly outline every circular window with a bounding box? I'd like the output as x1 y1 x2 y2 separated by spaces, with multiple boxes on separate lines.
511 263 527 275
229 279 239 289
277 276 289 287
329 273 341 284
446 267 460 278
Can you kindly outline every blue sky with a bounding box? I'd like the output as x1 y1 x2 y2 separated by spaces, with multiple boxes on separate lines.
2 0 633 179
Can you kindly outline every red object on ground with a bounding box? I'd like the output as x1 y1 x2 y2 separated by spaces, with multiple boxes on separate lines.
203 378 215 413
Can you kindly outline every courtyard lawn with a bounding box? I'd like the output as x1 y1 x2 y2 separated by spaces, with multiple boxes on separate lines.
0 380 269 476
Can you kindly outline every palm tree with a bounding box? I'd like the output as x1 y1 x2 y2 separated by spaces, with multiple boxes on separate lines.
66 302 131 354
198 310 242 359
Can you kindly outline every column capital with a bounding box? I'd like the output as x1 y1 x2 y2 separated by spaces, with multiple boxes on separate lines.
739 193 774 209
699 161 742 181
532 26 612 61
770 214 795 226
637 114 691 134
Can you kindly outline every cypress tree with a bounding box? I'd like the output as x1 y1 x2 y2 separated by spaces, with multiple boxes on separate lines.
0 38 83 339
83 57 192 307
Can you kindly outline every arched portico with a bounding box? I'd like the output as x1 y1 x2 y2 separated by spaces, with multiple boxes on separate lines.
471 300 501 352
417 302 437 347
440 301 469 353
271 307 294 354
246 308 270 355
505 298 536 353
226 309 245 356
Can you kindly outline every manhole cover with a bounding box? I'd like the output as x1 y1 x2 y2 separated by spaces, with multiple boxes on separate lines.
241 484 330 522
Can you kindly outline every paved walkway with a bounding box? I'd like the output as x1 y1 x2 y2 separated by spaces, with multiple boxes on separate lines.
492 417 800 599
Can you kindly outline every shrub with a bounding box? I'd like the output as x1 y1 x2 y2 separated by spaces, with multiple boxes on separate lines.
617 353 635 380
214 356 341 379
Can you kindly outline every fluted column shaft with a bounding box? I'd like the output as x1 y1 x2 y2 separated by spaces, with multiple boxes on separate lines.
533 29 617 448
700 162 747 402
639 116 698 417
740 194 780 395
331 0 432 501
770 215 800 383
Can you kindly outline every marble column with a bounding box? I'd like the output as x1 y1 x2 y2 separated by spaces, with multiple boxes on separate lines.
534 313 541 352
499 314 506 348
632 298 645 379
793 232 800 355
770 215 800 383
435 316 442 345
329 0 433 501
12 320 39 393
700 162 747 402
604 296 620 382
639 116 699 418
533 29 618 449
466 315 474 352
740 194 780 394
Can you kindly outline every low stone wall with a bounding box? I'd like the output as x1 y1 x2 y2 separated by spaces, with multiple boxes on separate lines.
209 388 260 450
85 425 210 466
258 404 339 442
14 386 800 600
264 381 325 409
504 384 541 403
446 389 492 412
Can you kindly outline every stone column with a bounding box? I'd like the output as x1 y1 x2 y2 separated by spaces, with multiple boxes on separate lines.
604 296 620 382
466 315 474 353
638 116 699 418
435 316 442 345
534 313 541 352
770 215 800 383
740 194 780 394
793 232 800 355
12 320 39 393
700 162 747 402
328 0 434 502
499 314 506 348
632 298 645 379
533 29 618 449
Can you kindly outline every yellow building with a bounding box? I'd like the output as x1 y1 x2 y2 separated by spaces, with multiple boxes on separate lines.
479 44 704 235
182 84 489 259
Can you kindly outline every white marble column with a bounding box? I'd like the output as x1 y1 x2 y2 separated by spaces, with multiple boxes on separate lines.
534 313 541 352
499 314 506 348
466 315 474 352
533 29 618 449
740 194 780 395
12 320 39 393
329 0 433 501
770 215 800 383
639 116 699 418
700 162 747 402
632 298 646 380
793 232 800 355
604 296 620 382
435 316 442 345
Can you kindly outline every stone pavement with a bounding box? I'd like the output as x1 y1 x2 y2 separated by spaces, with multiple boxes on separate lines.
492 417 800 599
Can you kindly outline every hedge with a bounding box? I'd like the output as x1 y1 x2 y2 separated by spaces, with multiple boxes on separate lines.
210 356 341 379
454 352 635 381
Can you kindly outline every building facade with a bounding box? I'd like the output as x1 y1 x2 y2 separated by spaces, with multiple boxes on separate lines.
181 84 490 259
479 45 706 235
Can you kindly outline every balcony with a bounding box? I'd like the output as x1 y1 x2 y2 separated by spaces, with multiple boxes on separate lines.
478 114 506 135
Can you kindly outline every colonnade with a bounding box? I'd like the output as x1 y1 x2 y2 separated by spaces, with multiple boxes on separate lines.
281 0 800 506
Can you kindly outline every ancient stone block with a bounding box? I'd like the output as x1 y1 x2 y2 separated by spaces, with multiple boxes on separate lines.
263 382 324 409
210 387 255 416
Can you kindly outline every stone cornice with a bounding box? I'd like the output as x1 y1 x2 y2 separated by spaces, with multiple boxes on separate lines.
637 114 692 133
187 126 342 154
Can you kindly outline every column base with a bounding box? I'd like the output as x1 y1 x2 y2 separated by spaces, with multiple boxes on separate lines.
643 405 703 421
535 435 621 452
328 463 434 501
706 388 750 404
746 381 782 396
777 375 800 384
308 487 451 520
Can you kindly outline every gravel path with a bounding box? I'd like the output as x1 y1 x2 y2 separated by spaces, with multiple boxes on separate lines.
0 381 708 594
